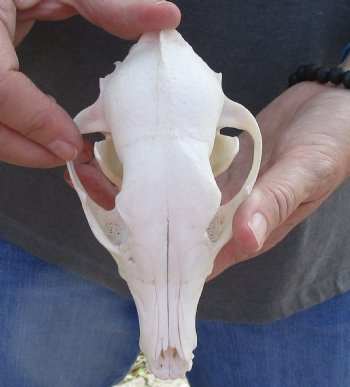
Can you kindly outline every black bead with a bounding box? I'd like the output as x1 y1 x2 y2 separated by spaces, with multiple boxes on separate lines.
288 72 299 87
305 64 320 81
329 67 345 84
315 67 330 83
296 65 307 81
287 63 350 90
342 71 350 88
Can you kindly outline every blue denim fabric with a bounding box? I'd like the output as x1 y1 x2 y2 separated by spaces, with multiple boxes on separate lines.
0 238 140 387
339 42 350 63
189 292 350 387
2 237 350 387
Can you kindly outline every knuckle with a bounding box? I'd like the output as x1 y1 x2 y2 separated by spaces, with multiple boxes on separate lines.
263 180 297 225
22 100 55 141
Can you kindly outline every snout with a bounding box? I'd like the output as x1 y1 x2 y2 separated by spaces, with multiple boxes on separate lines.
148 346 192 379
127 278 201 379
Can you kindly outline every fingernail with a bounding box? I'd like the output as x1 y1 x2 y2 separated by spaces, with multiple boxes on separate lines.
154 0 169 4
248 213 267 249
47 140 78 161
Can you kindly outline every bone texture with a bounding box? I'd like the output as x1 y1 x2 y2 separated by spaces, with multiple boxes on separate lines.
67 30 262 379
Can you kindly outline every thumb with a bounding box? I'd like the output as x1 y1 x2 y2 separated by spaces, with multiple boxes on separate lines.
232 155 313 253
18 0 181 39
73 0 181 39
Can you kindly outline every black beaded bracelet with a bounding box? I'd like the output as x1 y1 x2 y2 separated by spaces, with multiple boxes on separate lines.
288 64 350 88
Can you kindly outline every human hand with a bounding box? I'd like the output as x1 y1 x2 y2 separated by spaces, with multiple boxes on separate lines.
210 81 350 279
0 0 180 168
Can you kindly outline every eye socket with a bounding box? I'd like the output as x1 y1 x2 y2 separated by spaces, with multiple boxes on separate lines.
220 127 242 137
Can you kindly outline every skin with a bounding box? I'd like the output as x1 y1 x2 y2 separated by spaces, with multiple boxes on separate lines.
0 0 181 167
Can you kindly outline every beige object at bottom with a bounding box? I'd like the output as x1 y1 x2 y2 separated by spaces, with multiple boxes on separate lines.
117 354 189 387
119 375 188 387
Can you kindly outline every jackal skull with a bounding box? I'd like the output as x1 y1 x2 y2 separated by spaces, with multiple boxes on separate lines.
67 30 262 379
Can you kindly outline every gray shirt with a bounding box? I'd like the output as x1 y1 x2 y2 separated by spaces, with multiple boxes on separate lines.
1 0 350 322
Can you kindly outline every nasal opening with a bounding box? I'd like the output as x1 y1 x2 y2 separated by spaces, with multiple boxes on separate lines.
149 346 191 379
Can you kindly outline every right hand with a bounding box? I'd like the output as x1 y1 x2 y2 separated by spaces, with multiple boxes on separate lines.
209 81 350 280
0 0 180 168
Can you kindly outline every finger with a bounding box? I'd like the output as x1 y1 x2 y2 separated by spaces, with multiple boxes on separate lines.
0 123 93 167
16 0 181 38
208 207 299 281
64 161 118 210
231 153 319 254
16 1 181 36
66 0 181 39
16 1 77 21
207 238 250 281
0 21 82 161
0 69 82 160
208 188 331 282
77 138 94 162
0 122 63 167
208 203 307 281
259 194 331 251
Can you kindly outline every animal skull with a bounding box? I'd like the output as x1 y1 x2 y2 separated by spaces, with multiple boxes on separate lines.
67 30 262 379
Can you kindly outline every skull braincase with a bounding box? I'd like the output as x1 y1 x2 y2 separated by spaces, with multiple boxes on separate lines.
67 30 261 379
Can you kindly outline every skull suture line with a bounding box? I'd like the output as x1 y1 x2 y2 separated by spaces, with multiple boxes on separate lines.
67 30 262 379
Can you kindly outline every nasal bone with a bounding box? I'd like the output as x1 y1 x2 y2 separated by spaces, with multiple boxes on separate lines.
145 262 193 379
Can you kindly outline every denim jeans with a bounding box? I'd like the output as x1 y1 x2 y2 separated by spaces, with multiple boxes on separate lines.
1 237 350 387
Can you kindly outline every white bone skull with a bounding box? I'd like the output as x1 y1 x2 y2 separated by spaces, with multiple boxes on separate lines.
67 30 262 379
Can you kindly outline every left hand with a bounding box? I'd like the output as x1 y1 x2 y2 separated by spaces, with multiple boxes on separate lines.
2 0 179 167
210 81 350 279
